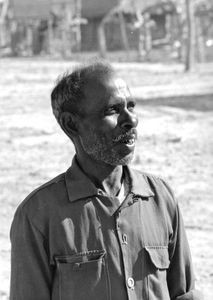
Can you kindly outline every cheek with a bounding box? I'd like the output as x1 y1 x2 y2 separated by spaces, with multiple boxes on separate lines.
80 116 118 139
101 115 118 131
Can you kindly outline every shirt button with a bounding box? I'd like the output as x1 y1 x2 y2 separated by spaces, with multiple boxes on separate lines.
127 277 135 289
73 263 81 271
98 190 103 195
122 234 128 244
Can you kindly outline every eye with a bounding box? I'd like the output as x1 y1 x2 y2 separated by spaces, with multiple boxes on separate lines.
105 106 119 115
127 101 136 112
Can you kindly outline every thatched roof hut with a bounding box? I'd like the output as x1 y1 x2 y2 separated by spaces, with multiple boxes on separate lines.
9 0 175 20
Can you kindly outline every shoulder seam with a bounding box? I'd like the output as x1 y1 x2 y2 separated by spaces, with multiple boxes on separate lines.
133 169 164 181
20 172 66 211
26 210 46 240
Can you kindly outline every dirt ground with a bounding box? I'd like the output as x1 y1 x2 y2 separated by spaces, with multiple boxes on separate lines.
0 58 213 299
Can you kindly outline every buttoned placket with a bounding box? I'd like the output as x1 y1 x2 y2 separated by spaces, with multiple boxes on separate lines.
115 196 136 299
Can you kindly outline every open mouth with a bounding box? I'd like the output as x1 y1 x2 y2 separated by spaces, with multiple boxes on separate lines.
122 137 135 145
113 134 136 146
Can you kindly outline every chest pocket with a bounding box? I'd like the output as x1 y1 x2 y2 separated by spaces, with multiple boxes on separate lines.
54 249 109 300
145 246 170 300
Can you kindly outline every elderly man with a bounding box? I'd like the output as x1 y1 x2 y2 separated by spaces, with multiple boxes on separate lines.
10 61 201 300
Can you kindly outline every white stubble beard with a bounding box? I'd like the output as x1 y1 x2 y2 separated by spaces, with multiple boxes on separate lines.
80 132 134 166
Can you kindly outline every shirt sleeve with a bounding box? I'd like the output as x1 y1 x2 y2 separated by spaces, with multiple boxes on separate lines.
10 207 53 300
167 203 203 300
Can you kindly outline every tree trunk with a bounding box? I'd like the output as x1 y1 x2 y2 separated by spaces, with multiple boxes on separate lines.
118 11 129 53
0 0 9 47
97 21 107 58
47 17 53 55
26 24 33 56
185 0 195 71
196 16 205 62
96 4 122 58
144 13 152 60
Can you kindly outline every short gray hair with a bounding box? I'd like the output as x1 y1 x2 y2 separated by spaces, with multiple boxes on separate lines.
51 61 115 125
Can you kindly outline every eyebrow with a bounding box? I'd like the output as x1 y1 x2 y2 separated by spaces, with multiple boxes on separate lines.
108 93 135 102
104 97 136 110
127 99 136 106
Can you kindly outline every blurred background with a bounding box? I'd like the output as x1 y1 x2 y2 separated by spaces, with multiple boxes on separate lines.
0 0 213 299
0 0 213 66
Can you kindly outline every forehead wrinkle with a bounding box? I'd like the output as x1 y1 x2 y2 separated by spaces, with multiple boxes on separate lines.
81 75 132 113
113 78 131 98
107 95 125 106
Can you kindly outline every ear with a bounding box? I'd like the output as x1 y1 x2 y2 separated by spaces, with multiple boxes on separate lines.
59 112 79 137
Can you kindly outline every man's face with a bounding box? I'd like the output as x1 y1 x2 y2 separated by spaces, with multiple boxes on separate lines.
76 74 138 166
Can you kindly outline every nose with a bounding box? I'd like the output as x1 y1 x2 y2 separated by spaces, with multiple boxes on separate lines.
120 108 138 130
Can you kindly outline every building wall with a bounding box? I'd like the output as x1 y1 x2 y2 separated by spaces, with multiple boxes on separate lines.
10 0 119 20
81 0 118 18
10 0 51 19
80 14 167 52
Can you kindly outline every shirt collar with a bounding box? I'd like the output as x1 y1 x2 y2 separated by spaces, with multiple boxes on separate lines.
65 156 154 203
65 156 99 202
127 167 154 198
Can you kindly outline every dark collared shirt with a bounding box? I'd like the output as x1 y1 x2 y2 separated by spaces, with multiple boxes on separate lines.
10 157 201 300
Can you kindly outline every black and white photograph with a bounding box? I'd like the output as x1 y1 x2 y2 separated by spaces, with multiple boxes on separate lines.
0 0 213 299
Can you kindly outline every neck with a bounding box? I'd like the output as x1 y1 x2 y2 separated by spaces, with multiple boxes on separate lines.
76 153 123 198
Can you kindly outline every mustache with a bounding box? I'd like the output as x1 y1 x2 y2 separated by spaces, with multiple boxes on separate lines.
113 129 137 143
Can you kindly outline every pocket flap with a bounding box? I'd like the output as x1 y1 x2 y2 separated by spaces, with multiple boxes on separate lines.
55 249 106 264
145 246 170 269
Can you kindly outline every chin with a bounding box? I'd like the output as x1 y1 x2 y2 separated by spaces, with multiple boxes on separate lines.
85 145 135 167
104 152 134 166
